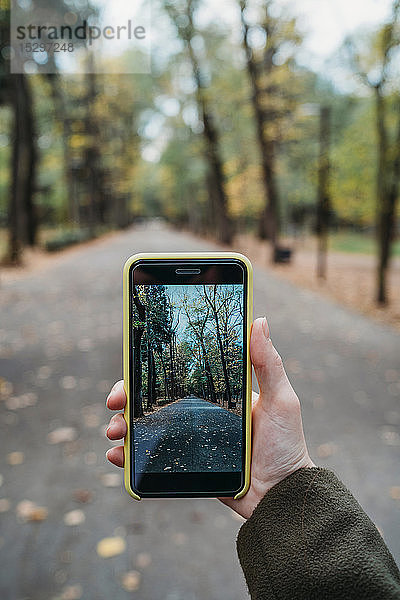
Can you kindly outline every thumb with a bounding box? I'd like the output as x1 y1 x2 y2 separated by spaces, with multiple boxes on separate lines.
250 317 293 403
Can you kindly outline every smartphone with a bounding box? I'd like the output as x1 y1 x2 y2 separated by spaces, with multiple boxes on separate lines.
123 252 253 499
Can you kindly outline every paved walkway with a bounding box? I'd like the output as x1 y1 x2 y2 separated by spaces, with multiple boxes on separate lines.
134 397 241 473
0 222 399 600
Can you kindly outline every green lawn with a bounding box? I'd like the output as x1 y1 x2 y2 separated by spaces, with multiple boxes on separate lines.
329 232 400 257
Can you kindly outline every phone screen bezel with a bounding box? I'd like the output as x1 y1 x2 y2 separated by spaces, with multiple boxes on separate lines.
128 258 248 498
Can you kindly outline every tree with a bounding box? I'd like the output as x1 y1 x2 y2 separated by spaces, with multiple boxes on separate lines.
183 291 217 403
316 106 332 280
0 2 38 263
240 0 302 258
203 285 233 408
346 0 400 304
132 285 146 418
163 0 233 244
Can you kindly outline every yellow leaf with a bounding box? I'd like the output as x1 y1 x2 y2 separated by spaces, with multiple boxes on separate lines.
7 452 24 465
64 510 86 526
121 571 141 592
389 486 400 500
16 500 48 522
96 536 126 558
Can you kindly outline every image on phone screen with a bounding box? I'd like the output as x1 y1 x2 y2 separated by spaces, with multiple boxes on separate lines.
130 275 245 490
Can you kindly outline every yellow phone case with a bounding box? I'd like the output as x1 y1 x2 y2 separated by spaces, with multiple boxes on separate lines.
123 252 253 500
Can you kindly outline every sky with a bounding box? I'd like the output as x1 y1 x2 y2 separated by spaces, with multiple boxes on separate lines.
89 0 394 76
196 0 394 80
291 0 393 71
151 284 243 343
84 0 395 159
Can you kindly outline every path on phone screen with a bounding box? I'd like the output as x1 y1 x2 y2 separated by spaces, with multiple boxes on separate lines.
0 220 399 600
134 397 242 473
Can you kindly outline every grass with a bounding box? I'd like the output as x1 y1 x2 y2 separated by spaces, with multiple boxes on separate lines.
329 232 400 257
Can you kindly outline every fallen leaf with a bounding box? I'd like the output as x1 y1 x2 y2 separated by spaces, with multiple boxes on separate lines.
96 536 126 558
5 393 38 410
121 571 141 592
60 584 83 600
4 397 20 410
0 378 13 398
37 365 52 380
48 427 77 444
16 500 48 522
316 443 338 459
83 413 100 428
0 499 11 513
64 510 85 526
73 489 93 504
189 510 204 523
136 552 152 569
100 473 121 488
171 532 187 545
389 486 400 500
60 376 77 390
7 451 24 465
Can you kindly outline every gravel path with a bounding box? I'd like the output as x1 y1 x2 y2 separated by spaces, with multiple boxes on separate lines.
0 221 399 600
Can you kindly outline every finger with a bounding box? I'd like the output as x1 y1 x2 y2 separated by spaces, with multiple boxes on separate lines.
250 317 293 401
106 413 127 440
106 380 126 411
106 445 124 468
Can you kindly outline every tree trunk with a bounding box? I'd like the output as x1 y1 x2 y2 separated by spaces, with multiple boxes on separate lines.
202 349 217 403
185 5 233 245
147 348 156 410
375 85 389 305
240 2 280 255
132 286 145 418
316 106 331 280
8 74 37 263
169 335 177 400
159 352 170 401
46 74 79 226
204 286 233 408
21 75 37 247
377 95 400 305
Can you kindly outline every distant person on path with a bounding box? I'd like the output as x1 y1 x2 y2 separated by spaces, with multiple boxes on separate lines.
106 317 400 599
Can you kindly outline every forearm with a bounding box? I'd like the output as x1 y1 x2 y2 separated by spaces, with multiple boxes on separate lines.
237 468 400 600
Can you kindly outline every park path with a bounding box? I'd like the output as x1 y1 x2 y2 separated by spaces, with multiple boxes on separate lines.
134 396 242 473
0 221 399 600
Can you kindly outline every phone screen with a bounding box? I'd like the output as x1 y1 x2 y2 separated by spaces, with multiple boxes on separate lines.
129 260 247 496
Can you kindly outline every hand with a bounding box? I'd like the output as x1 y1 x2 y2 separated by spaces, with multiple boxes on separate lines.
218 317 315 519
105 317 315 519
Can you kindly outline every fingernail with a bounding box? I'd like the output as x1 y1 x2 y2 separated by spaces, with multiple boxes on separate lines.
262 317 270 340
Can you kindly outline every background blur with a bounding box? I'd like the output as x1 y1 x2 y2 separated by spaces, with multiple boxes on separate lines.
0 1 400 599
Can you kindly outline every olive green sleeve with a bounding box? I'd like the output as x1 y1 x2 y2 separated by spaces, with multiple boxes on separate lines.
237 468 400 600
